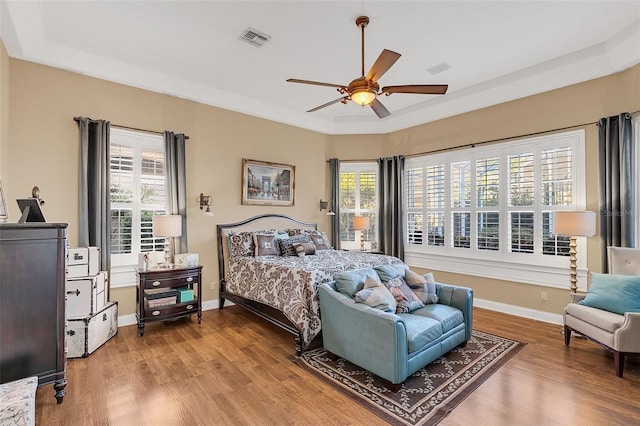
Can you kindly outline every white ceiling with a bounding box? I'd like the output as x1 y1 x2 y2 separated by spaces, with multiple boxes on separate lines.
1 1 639 135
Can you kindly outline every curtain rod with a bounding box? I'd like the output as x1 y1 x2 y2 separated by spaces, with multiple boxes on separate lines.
73 117 190 140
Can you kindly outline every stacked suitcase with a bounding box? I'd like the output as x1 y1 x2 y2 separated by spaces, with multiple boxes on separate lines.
66 247 118 358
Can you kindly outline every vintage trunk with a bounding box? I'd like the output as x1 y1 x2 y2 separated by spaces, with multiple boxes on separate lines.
66 302 118 358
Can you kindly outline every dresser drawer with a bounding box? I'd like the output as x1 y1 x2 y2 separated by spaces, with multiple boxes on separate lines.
141 272 198 289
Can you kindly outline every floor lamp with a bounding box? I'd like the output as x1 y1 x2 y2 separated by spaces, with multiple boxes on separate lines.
152 215 183 269
353 216 370 251
552 211 596 293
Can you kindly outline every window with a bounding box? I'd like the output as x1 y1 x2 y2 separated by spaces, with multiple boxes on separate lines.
634 116 640 248
339 163 378 250
110 128 166 267
405 130 586 289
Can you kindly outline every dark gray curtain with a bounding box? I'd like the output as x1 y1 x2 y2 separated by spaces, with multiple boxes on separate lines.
378 156 405 260
329 158 340 249
164 131 188 255
598 112 635 271
77 117 111 274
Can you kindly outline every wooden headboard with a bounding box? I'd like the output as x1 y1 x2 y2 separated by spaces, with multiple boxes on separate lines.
216 214 317 284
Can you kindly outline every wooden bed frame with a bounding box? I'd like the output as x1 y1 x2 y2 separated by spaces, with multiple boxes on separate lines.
216 214 318 356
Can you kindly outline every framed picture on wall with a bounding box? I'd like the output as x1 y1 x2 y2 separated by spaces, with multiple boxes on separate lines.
242 158 295 206
0 179 7 222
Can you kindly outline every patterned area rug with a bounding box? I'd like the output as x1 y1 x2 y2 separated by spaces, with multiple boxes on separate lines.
295 330 525 426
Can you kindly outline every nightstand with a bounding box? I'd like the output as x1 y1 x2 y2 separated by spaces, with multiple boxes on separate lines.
135 265 202 336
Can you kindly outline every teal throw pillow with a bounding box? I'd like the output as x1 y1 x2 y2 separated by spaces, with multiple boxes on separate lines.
334 268 379 298
579 272 640 315
374 264 408 282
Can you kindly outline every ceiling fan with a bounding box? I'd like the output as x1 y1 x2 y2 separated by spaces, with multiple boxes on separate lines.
287 16 448 119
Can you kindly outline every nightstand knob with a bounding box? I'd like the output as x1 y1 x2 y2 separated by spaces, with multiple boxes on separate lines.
152 281 161 287
186 304 193 310
186 277 193 282
152 310 160 316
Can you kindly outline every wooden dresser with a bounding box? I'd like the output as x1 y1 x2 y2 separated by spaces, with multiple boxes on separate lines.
0 223 68 403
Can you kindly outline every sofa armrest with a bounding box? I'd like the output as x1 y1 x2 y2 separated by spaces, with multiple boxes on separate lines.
436 283 473 341
318 282 409 384
615 312 640 352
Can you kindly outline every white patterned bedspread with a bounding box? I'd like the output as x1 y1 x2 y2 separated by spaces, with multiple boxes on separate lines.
226 250 404 349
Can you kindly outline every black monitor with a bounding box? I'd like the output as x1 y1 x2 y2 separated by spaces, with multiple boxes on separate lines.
17 198 46 223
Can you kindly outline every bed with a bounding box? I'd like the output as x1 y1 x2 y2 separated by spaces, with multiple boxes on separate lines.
217 214 403 356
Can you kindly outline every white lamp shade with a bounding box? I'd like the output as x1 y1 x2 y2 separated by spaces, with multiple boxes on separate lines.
552 211 596 237
353 216 371 231
152 215 182 237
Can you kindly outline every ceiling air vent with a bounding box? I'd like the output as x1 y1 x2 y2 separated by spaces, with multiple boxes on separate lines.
240 27 271 47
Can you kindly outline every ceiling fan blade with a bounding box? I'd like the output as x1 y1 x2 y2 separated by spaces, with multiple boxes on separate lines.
370 98 391 119
307 97 348 112
366 49 401 82
287 78 347 89
381 84 448 95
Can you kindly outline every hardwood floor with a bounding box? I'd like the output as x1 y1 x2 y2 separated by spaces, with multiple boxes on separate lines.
36 306 640 425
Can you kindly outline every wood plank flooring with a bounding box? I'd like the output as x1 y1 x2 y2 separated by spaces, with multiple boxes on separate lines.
35 306 640 425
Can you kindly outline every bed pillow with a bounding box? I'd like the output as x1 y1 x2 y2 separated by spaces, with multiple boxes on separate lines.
578 272 640 315
228 231 255 257
384 276 425 314
355 276 397 312
293 241 316 257
334 268 379 297
285 228 306 236
309 233 332 250
374 264 408 282
253 233 278 257
406 270 439 304
278 234 311 257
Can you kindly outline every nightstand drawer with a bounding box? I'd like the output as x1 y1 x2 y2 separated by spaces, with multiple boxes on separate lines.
144 301 197 317
142 272 198 289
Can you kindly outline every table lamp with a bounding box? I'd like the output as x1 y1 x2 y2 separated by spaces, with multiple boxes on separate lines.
552 211 596 293
152 215 182 268
353 216 371 251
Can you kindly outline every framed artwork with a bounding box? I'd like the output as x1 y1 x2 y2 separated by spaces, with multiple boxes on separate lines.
0 179 6 222
242 158 295 206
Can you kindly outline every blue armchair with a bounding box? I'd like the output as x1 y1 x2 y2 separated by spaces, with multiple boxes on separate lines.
318 271 473 391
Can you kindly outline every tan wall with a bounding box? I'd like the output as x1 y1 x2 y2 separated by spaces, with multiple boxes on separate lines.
0 40 9 196
329 63 640 316
6 58 329 316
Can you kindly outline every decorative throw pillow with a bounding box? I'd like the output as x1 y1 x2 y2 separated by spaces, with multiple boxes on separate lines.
285 228 305 236
278 234 311 257
374 264 409 282
309 233 332 250
228 231 255 257
579 272 640 315
406 270 439 304
355 276 397 312
253 233 278 257
293 241 316 257
384 276 425 314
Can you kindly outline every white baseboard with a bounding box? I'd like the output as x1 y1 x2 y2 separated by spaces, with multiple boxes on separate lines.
117 297 562 328
474 298 563 325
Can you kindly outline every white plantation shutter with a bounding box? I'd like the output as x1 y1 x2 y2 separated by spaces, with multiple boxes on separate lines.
404 130 585 283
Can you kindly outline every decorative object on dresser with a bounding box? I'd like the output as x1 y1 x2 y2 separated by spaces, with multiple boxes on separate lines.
241 158 295 206
552 211 596 293
174 252 199 268
136 265 202 336
0 223 68 403
152 215 183 269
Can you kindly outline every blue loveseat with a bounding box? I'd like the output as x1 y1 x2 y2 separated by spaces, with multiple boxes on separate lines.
318 265 473 391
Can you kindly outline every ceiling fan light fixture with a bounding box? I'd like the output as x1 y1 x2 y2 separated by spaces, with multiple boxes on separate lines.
352 88 376 106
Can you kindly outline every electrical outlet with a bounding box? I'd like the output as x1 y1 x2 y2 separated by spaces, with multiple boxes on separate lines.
211 281 216 290
540 291 548 302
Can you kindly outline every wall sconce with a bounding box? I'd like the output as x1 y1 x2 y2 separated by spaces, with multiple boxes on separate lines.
198 193 214 216
319 200 336 216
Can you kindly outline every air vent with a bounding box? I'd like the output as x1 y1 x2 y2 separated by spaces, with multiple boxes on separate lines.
239 27 271 47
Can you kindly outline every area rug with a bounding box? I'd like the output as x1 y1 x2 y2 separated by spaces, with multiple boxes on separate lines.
294 330 525 426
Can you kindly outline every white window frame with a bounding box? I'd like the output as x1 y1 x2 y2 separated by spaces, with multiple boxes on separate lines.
339 162 378 250
109 128 166 288
405 130 587 290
